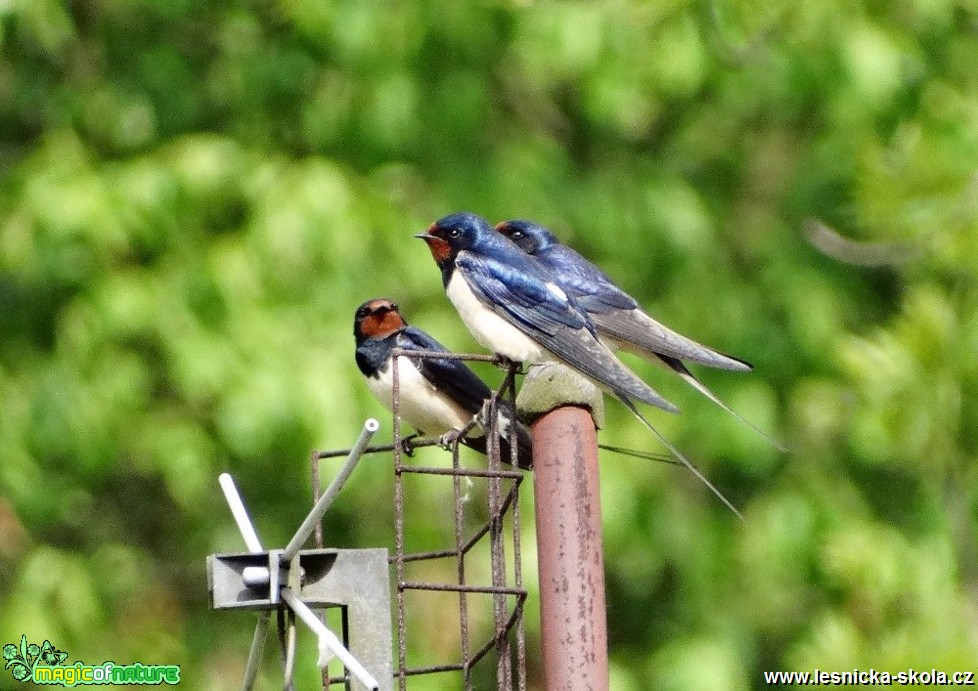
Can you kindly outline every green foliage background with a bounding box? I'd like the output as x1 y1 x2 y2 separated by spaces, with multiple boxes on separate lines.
2 1 977 688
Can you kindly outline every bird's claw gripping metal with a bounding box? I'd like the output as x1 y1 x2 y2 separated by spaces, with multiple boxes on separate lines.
437 428 462 449
493 354 525 375
399 433 420 457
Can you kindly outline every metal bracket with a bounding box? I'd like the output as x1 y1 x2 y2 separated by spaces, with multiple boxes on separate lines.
207 419 389 691
208 548 393 691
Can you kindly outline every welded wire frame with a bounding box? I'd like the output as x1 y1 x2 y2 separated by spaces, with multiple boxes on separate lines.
308 350 529 690
390 348 529 691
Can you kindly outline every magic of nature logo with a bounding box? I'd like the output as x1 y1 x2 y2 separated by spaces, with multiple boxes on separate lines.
3 635 180 686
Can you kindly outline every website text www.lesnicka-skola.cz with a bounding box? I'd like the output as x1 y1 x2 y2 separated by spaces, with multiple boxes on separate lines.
763 669 976 686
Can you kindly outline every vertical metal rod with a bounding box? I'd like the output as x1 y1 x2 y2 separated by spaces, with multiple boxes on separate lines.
277 608 295 691
532 405 608 691
452 438 473 690
486 393 512 689
505 367 528 691
310 451 329 691
282 418 379 563
312 451 324 549
283 609 297 690
391 354 408 691
242 613 271 691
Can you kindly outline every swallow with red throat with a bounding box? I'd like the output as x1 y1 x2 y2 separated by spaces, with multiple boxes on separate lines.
416 212 741 516
354 298 532 468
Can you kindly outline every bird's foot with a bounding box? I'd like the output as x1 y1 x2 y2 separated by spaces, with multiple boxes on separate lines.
437 429 462 449
493 354 525 375
399 434 421 457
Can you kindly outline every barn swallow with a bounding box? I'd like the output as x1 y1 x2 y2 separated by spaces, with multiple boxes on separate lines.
416 213 741 516
354 298 532 468
495 219 783 450
415 212 679 412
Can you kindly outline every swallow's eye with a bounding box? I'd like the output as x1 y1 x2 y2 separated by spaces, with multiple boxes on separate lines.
448 228 461 239
510 230 523 240
391 303 398 311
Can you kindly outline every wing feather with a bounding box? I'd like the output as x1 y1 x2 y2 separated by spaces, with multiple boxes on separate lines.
456 253 678 413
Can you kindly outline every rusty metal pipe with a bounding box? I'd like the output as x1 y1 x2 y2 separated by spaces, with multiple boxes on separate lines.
532 404 608 691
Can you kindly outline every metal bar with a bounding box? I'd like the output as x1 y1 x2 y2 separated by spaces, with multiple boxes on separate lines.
452 434 473 691
467 594 527 670
532 405 609 691
397 466 523 479
455 480 520 558
395 548 457 563
282 418 379 563
315 440 676 463
391 354 408 691
390 348 507 364
394 471 525 555
508 362 528 691
399 582 526 596
242 612 271 691
283 609 297 690
281 589 380 691
310 451 328 691
382 350 530 688
311 450 324 550
485 395 512 689
314 439 439 460
276 607 295 691
403 663 465 675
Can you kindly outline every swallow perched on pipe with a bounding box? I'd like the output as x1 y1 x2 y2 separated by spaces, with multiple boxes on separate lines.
415 212 678 413
416 212 741 516
353 298 532 468
495 219 783 450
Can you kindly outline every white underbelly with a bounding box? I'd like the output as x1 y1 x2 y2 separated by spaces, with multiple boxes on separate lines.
367 357 475 435
446 271 545 363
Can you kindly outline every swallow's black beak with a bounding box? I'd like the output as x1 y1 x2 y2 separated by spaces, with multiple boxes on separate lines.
414 232 435 241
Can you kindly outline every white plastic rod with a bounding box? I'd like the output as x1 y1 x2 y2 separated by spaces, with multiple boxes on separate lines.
219 473 263 554
218 474 270 691
281 588 380 691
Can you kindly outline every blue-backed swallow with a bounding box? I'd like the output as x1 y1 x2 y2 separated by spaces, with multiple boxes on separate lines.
353 298 532 469
495 219 783 450
416 213 741 516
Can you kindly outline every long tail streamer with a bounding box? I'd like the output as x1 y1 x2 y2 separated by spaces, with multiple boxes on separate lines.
618 394 744 521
